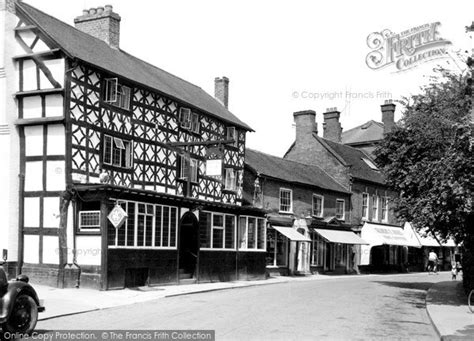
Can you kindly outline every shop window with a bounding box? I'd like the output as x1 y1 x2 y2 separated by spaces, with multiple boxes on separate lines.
238 216 266 251
310 232 325 267
266 227 288 267
336 199 345 220
104 78 131 110
279 188 292 213
103 134 133 169
200 212 236 250
312 194 324 217
109 200 177 249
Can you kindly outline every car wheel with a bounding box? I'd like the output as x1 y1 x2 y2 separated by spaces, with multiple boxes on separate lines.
1 294 38 334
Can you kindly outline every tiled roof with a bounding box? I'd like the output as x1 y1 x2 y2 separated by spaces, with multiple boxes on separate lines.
245 149 350 194
341 120 384 145
17 2 252 131
316 136 385 184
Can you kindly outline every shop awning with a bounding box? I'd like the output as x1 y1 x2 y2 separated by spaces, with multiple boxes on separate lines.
273 226 311 242
362 222 421 248
404 223 457 247
312 228 368 245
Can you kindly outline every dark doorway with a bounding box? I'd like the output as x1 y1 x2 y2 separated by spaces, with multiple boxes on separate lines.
178 212 199 281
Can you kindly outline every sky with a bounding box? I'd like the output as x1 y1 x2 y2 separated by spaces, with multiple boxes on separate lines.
24 0 474 156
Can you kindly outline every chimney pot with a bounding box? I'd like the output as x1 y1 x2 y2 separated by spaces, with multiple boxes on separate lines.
105 5 113 13
82 9 89 16
89 8 96 15
214 77 230 109
97 6 104 14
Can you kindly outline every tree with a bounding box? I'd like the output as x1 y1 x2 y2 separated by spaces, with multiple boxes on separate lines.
374 69 473 244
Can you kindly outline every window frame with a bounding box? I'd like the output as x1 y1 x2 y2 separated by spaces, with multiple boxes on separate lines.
279 188 293 213
362 192 369 220
178 155 198 183
104 78 131 110
335 199 345 220
226 126 238 147
78 210 101 233
200 211 237 251
238 216 266 252
381 196 389 222
312 194 324 218
178 107 192 130
102 134 133 169
109 200 178 249
372 195 379 221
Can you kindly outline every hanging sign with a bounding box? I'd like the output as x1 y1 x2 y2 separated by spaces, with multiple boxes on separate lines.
108 204 127 229
205 146 223 177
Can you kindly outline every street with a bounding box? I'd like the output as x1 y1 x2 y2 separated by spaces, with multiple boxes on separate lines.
32 272 452 340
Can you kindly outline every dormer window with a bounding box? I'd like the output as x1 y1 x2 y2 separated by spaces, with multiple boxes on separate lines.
179 108 200 133
104 78 131 110
226 127 238 147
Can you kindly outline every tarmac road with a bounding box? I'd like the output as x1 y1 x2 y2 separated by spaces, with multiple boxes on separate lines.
35 272 451 340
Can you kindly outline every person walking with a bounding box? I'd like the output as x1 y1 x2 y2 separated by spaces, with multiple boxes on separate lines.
428 250 438 274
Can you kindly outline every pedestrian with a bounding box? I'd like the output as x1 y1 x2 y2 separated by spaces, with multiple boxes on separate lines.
428 250 438 274
451 263 457 280
456 261 463 277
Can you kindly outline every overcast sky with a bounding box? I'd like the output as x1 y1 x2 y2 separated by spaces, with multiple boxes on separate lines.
24 0 474 156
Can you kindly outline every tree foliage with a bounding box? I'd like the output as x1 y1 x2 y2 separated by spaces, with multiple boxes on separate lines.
374 69 473 244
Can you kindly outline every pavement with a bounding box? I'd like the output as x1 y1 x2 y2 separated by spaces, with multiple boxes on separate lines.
32 271 474 340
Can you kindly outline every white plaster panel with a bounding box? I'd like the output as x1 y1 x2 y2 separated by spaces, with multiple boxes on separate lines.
22 96 42 119
42 59 64 88
31 38 50 53
42 236 59 264
24 197 40 228
24 161 43 191
45 94 64 117
23 235 39 263
22 59 37 91
24 125 43 156
47 124 65 155
75 236 101 266
43 196 60 228
18 31 36 50
46 160 65 191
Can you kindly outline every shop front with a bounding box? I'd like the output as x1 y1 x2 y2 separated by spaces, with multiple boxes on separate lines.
265 215 311 276
360 222 421 273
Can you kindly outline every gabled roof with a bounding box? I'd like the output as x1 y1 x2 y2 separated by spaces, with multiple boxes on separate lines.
341 120 384 145
16 2 252 131
315 136 385 184
245 149 350 195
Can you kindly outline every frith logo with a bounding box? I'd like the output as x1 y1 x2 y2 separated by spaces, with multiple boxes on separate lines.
366 22 452 72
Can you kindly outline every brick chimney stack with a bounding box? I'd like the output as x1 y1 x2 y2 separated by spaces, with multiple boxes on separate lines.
381 99 396 134
214 77 229 109
74 5 121 49
323 107 342 143
293 110 318 146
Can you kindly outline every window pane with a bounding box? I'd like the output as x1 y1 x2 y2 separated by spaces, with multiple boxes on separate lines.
155 205 162 247
170 207 177 247
248 217 256 249
212 228 224 248
199 212 211 248
137 215 145 247
126 203 135 246
103 135 112 165
213 214 224 228
117 202 126 246
266 229 276 266
276 232 287 266
225 215 235 249
238 217 247 249
162 206 170 247
257 219 265 250
144 215 153 247
280 189 291 212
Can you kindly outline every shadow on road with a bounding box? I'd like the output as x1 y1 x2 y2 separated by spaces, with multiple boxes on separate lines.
374 281 433 291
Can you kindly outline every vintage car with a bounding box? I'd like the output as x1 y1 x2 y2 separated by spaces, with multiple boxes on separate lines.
0 262 44 334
